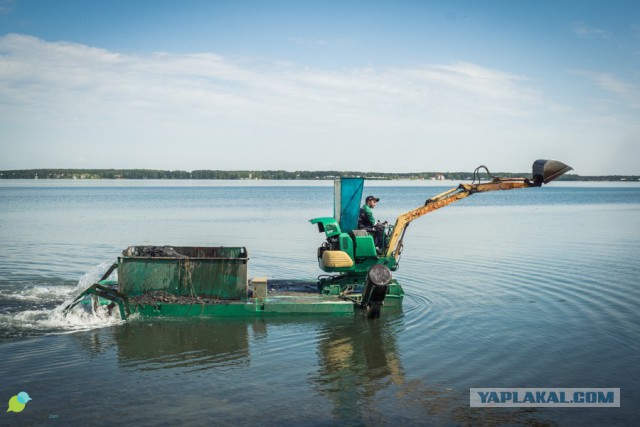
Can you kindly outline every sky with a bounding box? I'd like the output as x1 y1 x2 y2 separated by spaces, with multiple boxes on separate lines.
0 0 638 175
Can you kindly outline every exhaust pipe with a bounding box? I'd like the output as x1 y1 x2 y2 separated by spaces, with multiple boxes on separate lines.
532 159 572 185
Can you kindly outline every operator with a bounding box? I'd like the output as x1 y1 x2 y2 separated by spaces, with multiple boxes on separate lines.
358 195 386 250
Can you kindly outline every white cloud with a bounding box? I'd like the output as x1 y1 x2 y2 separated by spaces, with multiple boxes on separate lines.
572 69 640 110
0 34 637 174
571 22 612 40
0 34 547 118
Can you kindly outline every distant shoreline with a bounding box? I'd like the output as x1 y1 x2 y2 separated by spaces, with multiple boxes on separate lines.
0 169 638 182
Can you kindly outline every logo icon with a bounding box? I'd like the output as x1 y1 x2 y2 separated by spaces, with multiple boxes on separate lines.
7 392 32 413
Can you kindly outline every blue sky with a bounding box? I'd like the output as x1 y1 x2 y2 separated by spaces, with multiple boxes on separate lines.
1 0 638 174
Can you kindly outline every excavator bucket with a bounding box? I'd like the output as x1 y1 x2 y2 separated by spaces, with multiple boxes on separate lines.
532 159 573 185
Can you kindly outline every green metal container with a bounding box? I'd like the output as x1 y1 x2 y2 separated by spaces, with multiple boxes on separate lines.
118 246 248 299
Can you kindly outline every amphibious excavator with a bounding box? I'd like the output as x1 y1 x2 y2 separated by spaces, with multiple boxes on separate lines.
64 159 571 320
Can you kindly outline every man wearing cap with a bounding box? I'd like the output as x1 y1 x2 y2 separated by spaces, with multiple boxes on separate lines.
358 195 379 230
358 195 385 250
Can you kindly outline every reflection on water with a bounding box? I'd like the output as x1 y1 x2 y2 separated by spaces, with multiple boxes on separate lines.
113 320 251 372
65 315 427 424
312 316 405 423
66 314 560 425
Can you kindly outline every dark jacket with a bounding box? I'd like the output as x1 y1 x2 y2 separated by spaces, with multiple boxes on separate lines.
358 205 375 230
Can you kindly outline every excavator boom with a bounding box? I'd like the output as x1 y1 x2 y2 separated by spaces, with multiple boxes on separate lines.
384 159 572 260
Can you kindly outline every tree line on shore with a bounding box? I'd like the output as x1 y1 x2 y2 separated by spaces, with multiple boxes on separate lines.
0 168 637 181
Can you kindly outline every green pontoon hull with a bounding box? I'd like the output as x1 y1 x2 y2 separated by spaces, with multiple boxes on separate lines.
126 295 403 318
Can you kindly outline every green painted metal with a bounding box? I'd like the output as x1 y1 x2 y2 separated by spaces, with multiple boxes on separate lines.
130 298 358 317
118 246 248 299
128 294 402 318
310 217 398 274
63 283 131 319
354 234 377 257
310 217 342 237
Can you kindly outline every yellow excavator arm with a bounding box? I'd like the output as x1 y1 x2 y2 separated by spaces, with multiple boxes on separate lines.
383 159 572 260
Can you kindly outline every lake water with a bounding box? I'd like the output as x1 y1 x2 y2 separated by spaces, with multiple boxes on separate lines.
1 179 638 426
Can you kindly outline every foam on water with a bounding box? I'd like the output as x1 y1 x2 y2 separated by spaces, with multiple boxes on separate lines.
0 262 125 338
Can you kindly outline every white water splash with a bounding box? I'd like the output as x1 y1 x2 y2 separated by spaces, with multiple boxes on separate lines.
7 304 125 334
1 263 126 336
